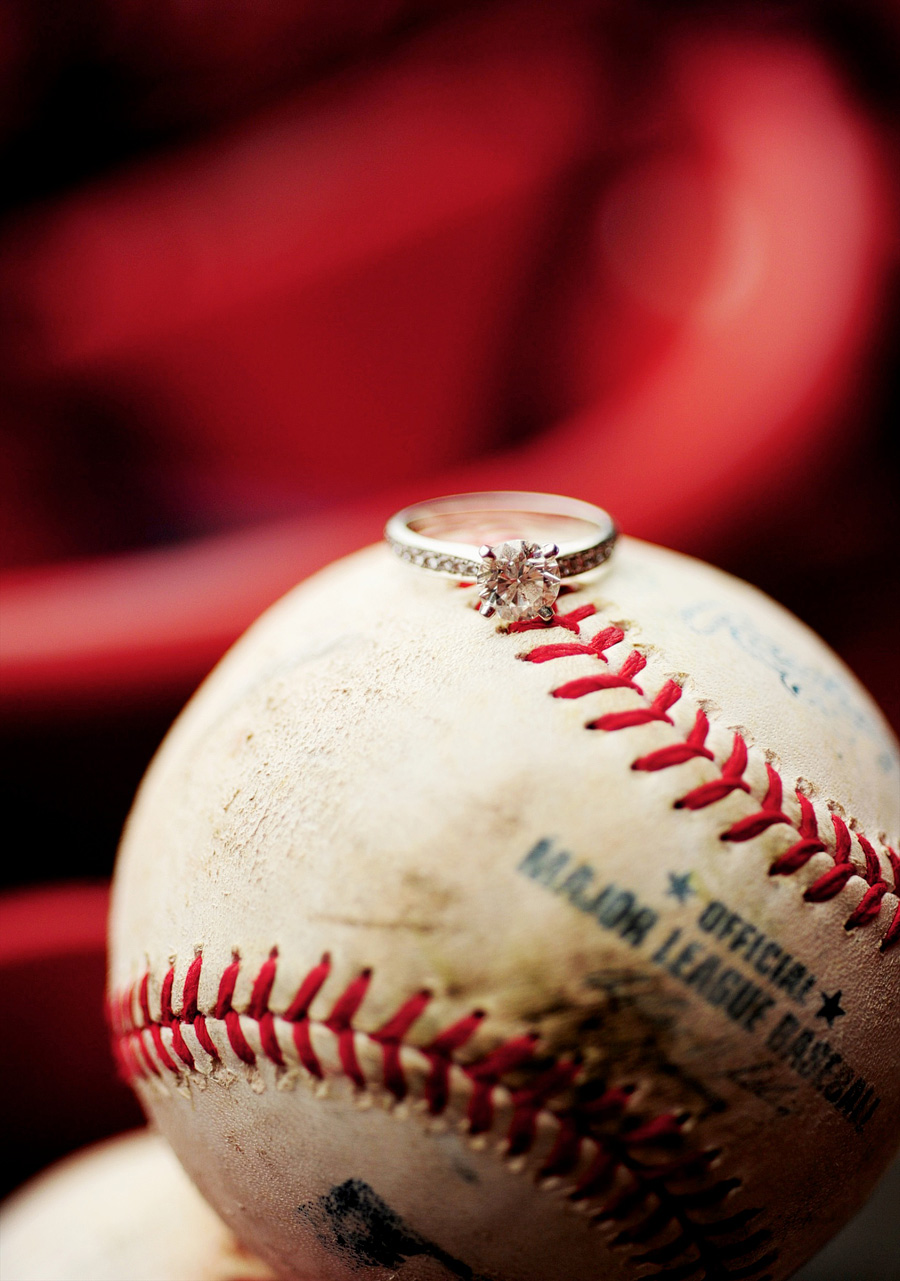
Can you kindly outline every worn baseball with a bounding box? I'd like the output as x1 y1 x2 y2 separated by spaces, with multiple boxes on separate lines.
0 1129 276 1281
108 536 899 1281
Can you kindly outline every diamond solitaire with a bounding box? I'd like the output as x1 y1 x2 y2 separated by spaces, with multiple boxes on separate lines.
475 540 561 621
385 491 617 622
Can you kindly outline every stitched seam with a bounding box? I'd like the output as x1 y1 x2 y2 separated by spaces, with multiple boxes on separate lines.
512 603 899 952
110 951 776 1280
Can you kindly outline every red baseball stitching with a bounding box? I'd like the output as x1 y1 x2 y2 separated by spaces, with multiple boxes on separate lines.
110 951 776 1280
513 603 899 951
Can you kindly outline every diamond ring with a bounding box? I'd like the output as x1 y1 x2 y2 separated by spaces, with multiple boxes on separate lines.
385 492 617 622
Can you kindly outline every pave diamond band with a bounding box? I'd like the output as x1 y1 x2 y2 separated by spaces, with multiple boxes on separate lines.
385 492 617 622
384 543 485 577
384 535 614 580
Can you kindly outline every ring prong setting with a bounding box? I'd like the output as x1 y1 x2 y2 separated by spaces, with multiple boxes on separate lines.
541 543 559 558
473 539 562 623
479 545 496 559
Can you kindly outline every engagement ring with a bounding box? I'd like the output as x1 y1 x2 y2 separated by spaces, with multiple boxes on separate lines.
385 492 617 622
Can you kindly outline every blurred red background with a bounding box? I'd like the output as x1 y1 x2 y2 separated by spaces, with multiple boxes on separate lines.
0 0 897 1220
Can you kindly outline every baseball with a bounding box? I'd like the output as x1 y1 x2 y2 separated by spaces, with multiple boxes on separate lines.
0 1129 276 1281
108 534 899 1281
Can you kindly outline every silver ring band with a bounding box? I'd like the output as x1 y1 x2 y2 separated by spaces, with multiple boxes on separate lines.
385 491 617 621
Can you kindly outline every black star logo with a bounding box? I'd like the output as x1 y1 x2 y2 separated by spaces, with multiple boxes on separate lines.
667 872 695 903
816 990 846 1027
